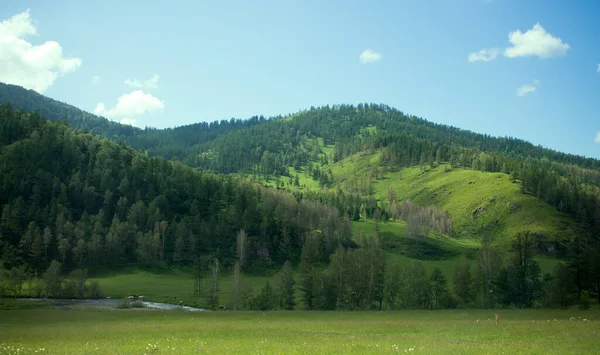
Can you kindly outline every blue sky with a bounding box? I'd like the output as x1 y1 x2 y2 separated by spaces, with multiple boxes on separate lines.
1 0 599 158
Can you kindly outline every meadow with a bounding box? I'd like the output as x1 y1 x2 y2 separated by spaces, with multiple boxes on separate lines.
0 307 599 354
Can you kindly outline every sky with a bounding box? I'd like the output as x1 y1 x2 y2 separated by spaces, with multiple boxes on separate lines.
1 0 599 159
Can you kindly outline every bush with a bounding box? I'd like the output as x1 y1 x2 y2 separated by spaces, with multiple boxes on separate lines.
61 280 77 298
86 281 103 299
578 291 592 310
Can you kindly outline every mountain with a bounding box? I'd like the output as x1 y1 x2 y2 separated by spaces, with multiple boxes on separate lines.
1 84 598 247
0 104 351 274
2 86 600 309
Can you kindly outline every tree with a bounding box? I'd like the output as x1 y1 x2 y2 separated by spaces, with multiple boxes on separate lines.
542 263 576 308
567 237 589 302
68 268 88 298
387 186 397 205
430 268 449 309
299 233 320 309
28 223 44 269
237 229 248 270
506 231 541 308
42 227 53 258
205 258 220 310
328 245 348 309
383 263 401 310
475 236 502 308
453 255 473 306
232 229 248 311
250 281 276 310
8 266 26 297
399 261 430 309
173 220 191 263
57 237 70 265
276 261 296 310
43 260 63 297
406 215 422 238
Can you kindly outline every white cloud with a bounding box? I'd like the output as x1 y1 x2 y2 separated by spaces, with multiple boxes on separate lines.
468 48 500 62
0 10 81 93
597 64 600 73
119 117 136 126
95 90 164 117
517 79 540 97
91 75 100 85
359 49 381 64
124 74 159 89
504 23 569 58
595 132 600 143
94 90 164 126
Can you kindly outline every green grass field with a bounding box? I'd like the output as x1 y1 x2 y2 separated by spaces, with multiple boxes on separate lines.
1 308 599 354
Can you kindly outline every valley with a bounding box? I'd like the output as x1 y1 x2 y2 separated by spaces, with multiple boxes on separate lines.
2 2 600 353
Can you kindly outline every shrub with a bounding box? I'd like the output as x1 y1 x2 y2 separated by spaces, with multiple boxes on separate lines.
86 281 103 299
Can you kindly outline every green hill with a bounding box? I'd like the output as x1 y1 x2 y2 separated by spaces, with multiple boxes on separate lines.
2 86 600 309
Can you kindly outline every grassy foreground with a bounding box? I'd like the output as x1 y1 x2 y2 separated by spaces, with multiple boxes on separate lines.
1 308 599 354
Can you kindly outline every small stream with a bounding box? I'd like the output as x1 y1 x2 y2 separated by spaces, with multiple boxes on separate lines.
17 298 207 311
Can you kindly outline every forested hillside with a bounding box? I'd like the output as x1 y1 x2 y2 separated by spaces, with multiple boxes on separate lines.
189 104 600 233
0 83 138 139
0 104 354 275
2 83 599 233
3 86 600 310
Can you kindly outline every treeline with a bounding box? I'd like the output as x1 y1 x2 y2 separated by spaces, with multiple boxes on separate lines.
0 261 102 299
0 105 352 275
124 115 268 162
0 83 138 140
197 231 600 311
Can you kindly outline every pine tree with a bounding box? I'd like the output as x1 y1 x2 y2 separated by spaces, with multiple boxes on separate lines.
28 223 44 269
453 255 474 306
276 261 296 310
299 233 320 309
42 227 53 258
430 267 449 309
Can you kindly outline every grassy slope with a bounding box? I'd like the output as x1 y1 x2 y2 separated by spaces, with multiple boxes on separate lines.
331 151 584 247
1 308 599 354
334 149 584 278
